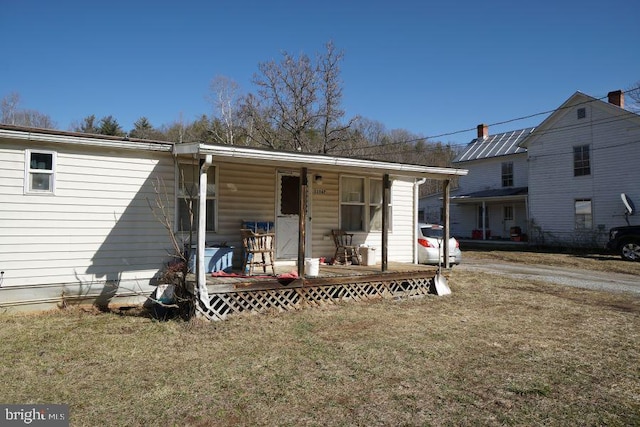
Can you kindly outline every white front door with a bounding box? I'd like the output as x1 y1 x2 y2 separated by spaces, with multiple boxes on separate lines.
276 171 311 259
503 205 515 238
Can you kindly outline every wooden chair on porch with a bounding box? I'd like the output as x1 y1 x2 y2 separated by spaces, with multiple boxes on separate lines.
331 229 361 265
241 228 276 275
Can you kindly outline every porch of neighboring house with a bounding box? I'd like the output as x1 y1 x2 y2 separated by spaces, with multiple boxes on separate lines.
187 262 442 321
451 187 529 242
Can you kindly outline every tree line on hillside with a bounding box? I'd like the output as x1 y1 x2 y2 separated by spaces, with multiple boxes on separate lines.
10 43 637 195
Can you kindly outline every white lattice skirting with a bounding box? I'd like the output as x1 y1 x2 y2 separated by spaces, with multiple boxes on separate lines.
197 276 433 321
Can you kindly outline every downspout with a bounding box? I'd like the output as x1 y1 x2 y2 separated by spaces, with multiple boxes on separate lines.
382 174 390 271
197 154 213 311
443 179 451 269
297 167 308 278
414 178 427 264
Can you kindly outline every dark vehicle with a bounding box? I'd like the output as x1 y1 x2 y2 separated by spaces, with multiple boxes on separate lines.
606 226 640 261
606 193 639 261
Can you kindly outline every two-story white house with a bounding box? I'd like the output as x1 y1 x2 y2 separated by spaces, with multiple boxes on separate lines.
419 125 533 240
524 90 640 247
420 89 640 248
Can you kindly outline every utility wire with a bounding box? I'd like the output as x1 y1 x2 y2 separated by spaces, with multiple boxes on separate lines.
347 110 640 163
354 111 640 162
332 86 640 156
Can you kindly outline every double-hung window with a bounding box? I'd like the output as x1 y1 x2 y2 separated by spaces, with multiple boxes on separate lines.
177 163 217 232
575 199 592 229
340 176 390 232
501 161 513 187
25 150 56 194
573 145 591 177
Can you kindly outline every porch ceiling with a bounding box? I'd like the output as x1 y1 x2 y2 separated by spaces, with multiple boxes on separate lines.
173 142 468 180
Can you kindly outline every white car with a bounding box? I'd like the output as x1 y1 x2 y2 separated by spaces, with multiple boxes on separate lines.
417 223 462 265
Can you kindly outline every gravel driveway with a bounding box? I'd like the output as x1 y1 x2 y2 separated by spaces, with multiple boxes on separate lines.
457 258 640 295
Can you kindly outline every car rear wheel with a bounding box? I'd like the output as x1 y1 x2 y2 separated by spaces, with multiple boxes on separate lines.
620 239 640 261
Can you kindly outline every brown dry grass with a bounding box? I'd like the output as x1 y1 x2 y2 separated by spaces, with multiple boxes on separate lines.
1 252 639 426
463 246 640 275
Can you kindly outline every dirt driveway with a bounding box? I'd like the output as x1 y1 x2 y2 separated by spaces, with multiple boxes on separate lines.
456 250 640 295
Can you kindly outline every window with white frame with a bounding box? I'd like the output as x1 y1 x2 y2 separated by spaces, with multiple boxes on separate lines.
25 150 56 194
573 145 591 177
340 176 390 232
575 199 592 229
503 206 513 221
501 161 513 187
177 163 217 232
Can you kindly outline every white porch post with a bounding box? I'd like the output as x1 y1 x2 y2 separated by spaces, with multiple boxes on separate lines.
414 178 427 264
197 155 213 311
482 200 487 240
443 180 450 269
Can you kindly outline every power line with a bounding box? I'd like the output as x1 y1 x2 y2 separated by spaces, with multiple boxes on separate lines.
332 86 640 156
526 138 640 161
353 110 640 162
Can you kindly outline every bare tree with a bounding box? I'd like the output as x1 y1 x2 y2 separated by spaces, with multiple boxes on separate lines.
1 92 55 128
72 114 100 134
0 92 20 125
208 75 241 145
257 51 316 151
242 42 357 152
317 41 359 153
626 82 640 113
240 93 280 148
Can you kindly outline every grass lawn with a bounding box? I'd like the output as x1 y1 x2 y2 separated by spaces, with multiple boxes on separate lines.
1 252 639 426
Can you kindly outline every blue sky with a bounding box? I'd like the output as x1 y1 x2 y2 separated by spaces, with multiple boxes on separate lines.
2 0 639 146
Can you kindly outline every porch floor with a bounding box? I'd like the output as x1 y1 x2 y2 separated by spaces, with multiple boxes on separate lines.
194 261 440 293
188 262 445 320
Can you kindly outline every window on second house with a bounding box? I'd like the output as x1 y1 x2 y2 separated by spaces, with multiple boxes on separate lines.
573 145 591 176
340 176 390 232
503 206 513 221
25 150 56 194
177 163 217 232
577 107 586 119
575 199 592 229
501 161 514 187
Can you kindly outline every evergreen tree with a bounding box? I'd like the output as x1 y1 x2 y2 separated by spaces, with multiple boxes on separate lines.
98 115 125 136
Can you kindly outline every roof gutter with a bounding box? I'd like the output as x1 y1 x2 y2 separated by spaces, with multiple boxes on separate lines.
173 143 468 179
0 128 173 152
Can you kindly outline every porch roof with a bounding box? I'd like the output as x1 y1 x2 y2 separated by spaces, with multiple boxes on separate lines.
173 142 468 180
451 186 528 203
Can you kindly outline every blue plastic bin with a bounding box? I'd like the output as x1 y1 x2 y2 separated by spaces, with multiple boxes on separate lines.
188 246 234 273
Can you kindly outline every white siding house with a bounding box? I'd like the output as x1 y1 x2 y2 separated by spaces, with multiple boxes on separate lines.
523 90 640 246
419 126 533 240
1 125 467 312
0 128 176 311
420 89 640 248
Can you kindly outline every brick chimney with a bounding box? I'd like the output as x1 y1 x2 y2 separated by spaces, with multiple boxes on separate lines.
477 124 488 140
607 90 624 108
